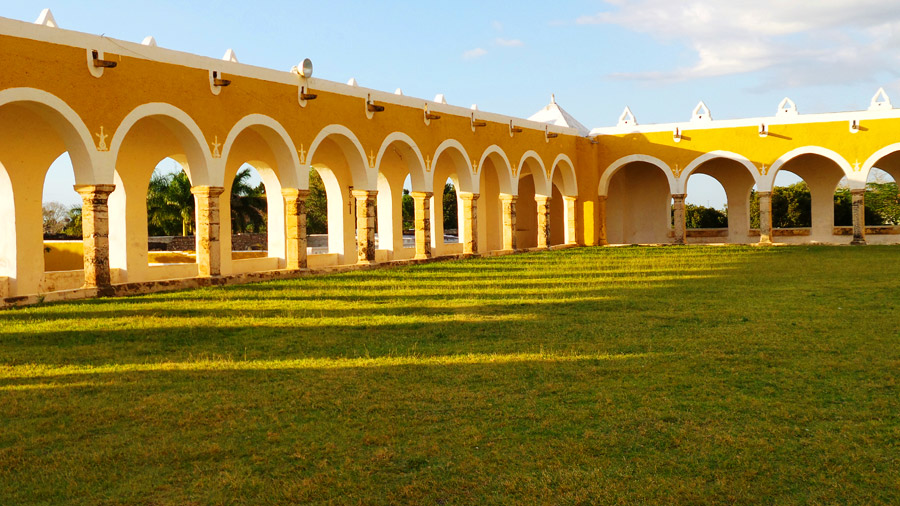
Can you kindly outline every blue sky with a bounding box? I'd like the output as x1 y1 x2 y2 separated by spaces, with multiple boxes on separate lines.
10 1 899 208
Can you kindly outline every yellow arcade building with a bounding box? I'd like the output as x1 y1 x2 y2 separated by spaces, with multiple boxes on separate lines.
1 10 898 306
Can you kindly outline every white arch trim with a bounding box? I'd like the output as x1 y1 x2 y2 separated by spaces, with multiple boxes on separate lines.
678 150 759 194
478 144 515 195
221 113 303 189
109 102 214 185
0 87 99 184
375 131 428 191
764 146 853 191
307 123 372 189
598 154 676 196
517 150 550 196
550 153 578 196
860 143 900 189
432 138 476 193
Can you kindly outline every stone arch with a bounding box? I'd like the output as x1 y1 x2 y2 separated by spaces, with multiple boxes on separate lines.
599 154 676 197
476 145 514 252
765 146 850 242
517 151 550 196
221 113 302 189
307 124 371 190
861 143 900 190
764 146 852 192
432 139 476 193
549 153 578 197
375 131 428 192
0 88 101 296
220 114 303 272
478 145 514 195
0 87 99 184
680 151 759 244
678 151 758 194
109 102 212 186
602 155 674 244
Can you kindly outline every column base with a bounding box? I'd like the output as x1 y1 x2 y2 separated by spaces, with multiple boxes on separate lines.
356 259 377 266
850 239 867 246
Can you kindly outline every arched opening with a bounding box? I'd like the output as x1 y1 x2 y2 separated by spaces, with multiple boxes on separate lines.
0 97 95 296
550 157 578 246
220 121 295 274
604 161 672 244
477 151 512 253
762 153 844 242
308 129 369 266
853 151 900 243
109 110 210 283
41 153 84 286
431 144 472 256
439 177 460 247
516 156 548 249
683 158 756 243
375 137 425 261
144 157 197 270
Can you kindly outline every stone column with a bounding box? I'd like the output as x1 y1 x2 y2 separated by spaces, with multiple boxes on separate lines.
282 188 309 269
758 191 773 244
459 192 479 255
597 195 608 245
536 195 551 249
672 193 686 245
500 194 517 251
191 186 226 277
352 189 377 264
564 196 577 245
411 191 432 259
74 184 116 292
850 188 867 245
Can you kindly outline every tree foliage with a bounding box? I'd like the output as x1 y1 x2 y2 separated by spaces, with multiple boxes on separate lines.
307 169 329 235
147 171 195 236
230 167 267 234
402 189 414 231
42 202 82 238
685 204 727 229
443 181 458 230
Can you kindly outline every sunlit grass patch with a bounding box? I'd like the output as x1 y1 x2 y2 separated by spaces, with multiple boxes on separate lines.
1 245 899 505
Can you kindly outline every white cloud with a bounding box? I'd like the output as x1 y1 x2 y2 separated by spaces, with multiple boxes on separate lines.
463 48 488 60
495 38 524 47
581 0 900 86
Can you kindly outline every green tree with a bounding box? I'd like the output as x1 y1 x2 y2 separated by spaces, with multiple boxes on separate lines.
401 189 414 231
307 168 329 234
443 181 457 230
230 167 267 233
61 205 82 237
685 204 727 229
864 181 900 224
749 182 812 228
147 170 194 236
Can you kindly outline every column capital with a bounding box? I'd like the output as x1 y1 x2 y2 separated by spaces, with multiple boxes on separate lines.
410 191 434 199
563 195 577 203
458 192 479 201
757 190 773 197
672 193 686 200
190 185 225 198
535 195 551 204
850 188 867 195
597 194 608 202
499 193 518 203
351 189 377 199
282 188 310 199
74 184 116 198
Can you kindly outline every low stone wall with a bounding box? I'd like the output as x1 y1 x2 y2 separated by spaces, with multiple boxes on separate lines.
149 234 269 251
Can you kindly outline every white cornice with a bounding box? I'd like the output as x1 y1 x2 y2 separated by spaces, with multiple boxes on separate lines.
0 16 578 138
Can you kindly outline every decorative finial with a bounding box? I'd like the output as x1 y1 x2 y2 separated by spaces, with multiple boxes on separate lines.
550 94 556 105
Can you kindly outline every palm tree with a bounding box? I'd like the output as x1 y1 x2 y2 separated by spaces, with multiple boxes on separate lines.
230 167 267 233
147 171 194 236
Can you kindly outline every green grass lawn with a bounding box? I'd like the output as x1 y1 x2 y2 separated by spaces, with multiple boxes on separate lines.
2 245 899 505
